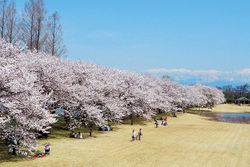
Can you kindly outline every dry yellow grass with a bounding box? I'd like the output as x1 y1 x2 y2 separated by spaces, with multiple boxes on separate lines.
190 104 250 113
1 104 250 167
212 104 250 113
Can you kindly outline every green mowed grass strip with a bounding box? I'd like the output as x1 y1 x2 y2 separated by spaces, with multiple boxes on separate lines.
1 104 250 167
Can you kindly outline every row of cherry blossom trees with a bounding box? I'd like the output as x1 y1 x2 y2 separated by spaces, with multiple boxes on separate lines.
0 39 225 153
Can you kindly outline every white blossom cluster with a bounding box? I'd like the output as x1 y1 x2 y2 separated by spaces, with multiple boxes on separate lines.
0 39 225 151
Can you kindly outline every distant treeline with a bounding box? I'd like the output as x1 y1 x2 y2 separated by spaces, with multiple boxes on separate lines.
220 84 250 103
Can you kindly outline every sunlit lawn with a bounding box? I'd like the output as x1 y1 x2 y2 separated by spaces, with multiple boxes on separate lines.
212 103 250 113
189 103 250 113
1 104 250 167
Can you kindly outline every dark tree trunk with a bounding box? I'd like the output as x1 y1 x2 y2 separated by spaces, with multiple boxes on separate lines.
130 114 134 125
12 147 16 155
89 128 92 136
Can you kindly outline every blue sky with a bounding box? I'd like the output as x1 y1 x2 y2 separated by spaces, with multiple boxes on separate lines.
15 0 250 84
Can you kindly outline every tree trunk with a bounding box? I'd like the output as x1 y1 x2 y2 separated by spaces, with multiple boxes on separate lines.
12 147 16 155
130 114 133 125
89 128 92 136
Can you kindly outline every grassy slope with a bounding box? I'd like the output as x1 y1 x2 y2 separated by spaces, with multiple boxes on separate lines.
1 104 250 167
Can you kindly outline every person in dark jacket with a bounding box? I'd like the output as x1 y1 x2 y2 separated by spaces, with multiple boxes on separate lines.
138 128 142 141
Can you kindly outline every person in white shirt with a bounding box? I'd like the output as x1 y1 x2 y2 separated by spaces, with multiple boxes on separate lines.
132 129 136 141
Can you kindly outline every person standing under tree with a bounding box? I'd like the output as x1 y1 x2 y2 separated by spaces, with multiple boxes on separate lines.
154 119 159 128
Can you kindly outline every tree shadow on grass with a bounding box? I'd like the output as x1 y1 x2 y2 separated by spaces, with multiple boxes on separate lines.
122 117 148 126
48 118 113 139
47 126 118 140
48 129 70 139
187 109 212 115
0 141 28 164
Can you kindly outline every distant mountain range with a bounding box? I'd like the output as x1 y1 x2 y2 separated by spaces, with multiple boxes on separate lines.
178 79 248 87
147 68 250 88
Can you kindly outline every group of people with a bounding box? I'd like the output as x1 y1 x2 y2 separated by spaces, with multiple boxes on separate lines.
131 128 142 141
34 144 50 158
70 132 83 139
154 116 168 128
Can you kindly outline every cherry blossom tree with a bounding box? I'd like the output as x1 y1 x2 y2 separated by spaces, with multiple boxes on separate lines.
0 40 56 153
0 39 225 153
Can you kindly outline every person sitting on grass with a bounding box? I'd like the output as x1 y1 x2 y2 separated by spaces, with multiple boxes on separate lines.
44 144 50 155
162 121 167 126
78 132 83 139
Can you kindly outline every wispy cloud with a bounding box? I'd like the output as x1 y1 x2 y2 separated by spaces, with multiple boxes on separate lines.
147 68 250 83
236 68 250 75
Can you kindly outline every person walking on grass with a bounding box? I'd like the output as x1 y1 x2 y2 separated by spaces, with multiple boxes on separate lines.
132 129 136 141
138 128 142 141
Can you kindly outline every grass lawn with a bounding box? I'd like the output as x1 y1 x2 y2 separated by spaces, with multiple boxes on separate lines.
212 104 250 113
1 104 250 167
189 104 250 113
